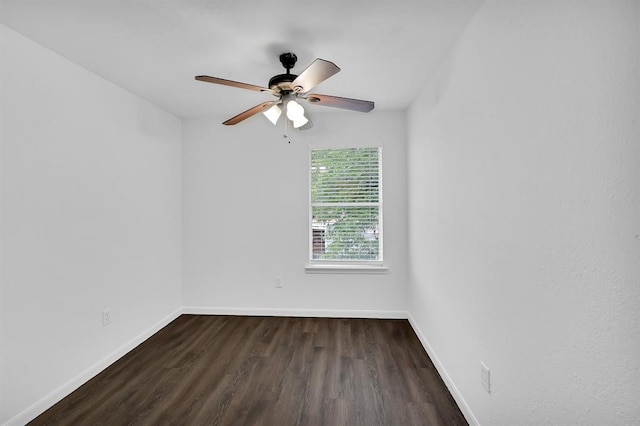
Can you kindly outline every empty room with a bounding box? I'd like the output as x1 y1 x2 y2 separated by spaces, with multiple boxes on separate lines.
1 0 639 425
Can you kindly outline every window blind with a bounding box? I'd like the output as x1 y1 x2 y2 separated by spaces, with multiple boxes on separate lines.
310 147 382 262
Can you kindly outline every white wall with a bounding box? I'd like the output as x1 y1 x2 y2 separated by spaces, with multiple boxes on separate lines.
0 25 183 424
0 22 4 426
407 1 640 424
182 112 407 316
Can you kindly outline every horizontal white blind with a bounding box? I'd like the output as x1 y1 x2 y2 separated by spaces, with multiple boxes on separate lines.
311 148 380 204
310 148 381 262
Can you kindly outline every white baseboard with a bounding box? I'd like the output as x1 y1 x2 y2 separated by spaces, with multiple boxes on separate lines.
407 313 479 426
5 307 182 426
183 306 408 319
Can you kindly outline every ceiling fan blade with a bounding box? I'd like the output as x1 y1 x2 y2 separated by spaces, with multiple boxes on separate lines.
305 94 374 112
195 76 275 94
290 59 340 94
223 101 278 125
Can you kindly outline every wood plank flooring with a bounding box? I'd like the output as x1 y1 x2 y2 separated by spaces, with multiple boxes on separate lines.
30 315 467 426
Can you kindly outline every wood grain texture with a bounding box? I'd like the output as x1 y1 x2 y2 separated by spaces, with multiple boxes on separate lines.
30 315 467 426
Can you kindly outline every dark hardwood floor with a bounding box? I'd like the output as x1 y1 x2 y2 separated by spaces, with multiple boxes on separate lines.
30 315 467 426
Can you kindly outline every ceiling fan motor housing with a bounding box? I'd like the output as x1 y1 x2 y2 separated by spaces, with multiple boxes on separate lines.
268 73 298 92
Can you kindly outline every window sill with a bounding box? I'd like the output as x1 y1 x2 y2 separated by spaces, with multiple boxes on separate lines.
305 264 389 274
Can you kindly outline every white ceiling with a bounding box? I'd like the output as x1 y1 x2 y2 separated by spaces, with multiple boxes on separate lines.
0 0 482 119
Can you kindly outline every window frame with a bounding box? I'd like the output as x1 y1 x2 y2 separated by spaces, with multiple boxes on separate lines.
306 147 387 274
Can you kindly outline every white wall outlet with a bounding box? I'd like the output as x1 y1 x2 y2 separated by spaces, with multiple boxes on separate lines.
275 276 283 288
480 362 491 393
102 308 112 327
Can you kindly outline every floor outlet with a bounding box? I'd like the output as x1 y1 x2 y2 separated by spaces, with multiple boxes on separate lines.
480 362 491 393
275 276 282 288
102 309 112 327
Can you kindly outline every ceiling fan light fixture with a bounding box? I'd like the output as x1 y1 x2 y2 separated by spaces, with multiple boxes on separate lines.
263 104 282 125
292 116 309 129
286 99 305 120
286 99 308 128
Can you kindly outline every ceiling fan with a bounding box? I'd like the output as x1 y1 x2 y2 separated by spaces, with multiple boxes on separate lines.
195 52 374 128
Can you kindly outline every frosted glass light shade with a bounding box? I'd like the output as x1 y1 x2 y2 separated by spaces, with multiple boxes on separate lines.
292 116 309 128
286 100 305 120
286 99 308 128
263 104 282 125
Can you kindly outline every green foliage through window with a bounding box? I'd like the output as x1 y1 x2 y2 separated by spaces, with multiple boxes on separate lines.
310 148 381 261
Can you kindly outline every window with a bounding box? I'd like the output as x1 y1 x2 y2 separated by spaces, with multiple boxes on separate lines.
309 147 382 264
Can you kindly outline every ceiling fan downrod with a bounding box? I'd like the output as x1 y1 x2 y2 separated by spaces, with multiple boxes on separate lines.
269 53 299 91
279 52 297 74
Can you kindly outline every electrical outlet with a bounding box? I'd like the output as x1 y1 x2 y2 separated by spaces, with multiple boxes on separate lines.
275 276 283 288
102 308 112 327
480 362 491 393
